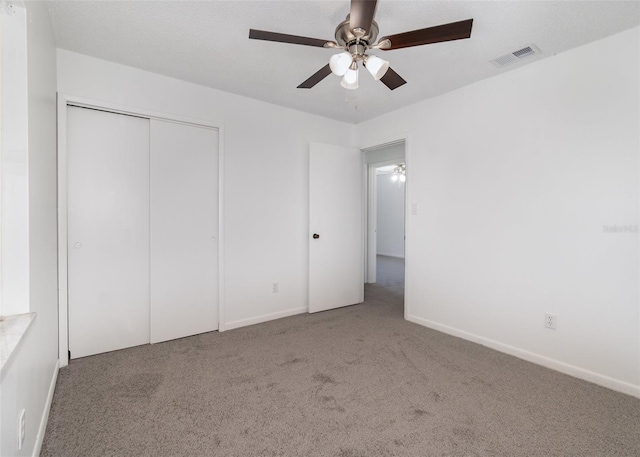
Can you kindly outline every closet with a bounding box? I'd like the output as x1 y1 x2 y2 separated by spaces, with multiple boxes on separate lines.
67 106 219 359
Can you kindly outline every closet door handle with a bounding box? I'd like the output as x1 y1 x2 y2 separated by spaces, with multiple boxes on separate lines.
313 233 320 239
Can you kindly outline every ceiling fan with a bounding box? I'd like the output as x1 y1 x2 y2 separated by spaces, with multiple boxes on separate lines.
249 0 473 91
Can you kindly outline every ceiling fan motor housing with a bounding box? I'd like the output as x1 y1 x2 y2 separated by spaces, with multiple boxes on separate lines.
349 43 368 59
335 16 379 49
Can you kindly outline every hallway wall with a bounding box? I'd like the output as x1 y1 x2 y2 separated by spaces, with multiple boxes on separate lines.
376 174 405 258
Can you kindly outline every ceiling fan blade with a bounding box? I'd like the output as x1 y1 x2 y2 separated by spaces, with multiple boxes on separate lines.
379 18 473 51
249 29 332 48
380 67 406 90
349 0 378 36
297 64 332 89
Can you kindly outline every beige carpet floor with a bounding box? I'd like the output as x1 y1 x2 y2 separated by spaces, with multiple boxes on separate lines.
41 257 640 456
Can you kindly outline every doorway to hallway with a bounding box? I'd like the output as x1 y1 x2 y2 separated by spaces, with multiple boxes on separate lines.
364 141 406 307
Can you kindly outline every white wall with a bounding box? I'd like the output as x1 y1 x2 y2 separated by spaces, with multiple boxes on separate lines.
357 27 640 397
376 174 405 258
56 49 355 330
1 1 59 456
1 0 30 315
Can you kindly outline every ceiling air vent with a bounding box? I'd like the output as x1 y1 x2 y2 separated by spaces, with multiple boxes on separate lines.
490 44 540 67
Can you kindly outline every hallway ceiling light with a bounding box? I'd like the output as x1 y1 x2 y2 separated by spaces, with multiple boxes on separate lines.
390 164 406 182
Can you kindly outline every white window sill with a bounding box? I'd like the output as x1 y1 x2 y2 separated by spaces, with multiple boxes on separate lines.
0 312 36 373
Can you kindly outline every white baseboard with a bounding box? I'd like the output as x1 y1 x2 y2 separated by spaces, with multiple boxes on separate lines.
33 359 59 457
225 307 307 331
406 314 640 399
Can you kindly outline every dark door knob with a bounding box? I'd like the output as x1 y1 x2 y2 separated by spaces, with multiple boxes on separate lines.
313 233 320 239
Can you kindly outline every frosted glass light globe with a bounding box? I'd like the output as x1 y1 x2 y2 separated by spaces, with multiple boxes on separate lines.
365 55 389 80
340 68 359 90
329 52 353 76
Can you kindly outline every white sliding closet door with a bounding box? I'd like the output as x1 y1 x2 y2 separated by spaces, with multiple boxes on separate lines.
150 120 219 343
68 107 150 359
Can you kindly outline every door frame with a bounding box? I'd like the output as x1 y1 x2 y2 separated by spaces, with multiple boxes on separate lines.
57 93 226 367
360 133 410 319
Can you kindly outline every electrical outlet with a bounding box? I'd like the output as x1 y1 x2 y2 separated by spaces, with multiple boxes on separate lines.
272 282 278 293
18 409 25 450
545 313 556 330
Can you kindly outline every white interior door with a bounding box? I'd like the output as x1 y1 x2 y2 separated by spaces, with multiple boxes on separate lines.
68 107 150 359
309 142 364 313
150 120 219 343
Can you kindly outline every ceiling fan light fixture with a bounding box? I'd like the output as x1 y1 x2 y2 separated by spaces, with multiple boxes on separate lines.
329 52 353 76
249 2 475 91
364 55 389 80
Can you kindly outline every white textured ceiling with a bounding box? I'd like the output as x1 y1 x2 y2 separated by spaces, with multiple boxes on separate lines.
47 1 640 123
